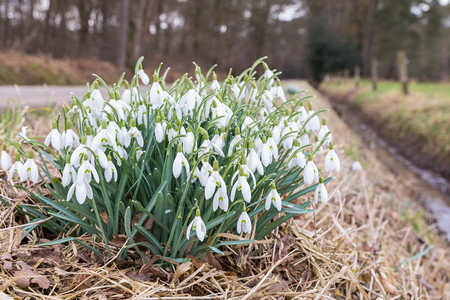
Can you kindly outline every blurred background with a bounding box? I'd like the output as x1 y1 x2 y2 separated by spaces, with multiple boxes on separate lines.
0 0 449 84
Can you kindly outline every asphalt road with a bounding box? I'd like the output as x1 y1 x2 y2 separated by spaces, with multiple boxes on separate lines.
0 85 88 111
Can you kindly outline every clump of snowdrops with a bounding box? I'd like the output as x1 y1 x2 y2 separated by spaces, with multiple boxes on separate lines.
1 57 340 261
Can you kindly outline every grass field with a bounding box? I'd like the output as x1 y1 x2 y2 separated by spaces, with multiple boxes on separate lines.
321 79 450 178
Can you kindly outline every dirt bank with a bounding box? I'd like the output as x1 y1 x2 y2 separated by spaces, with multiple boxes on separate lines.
320 86 450 182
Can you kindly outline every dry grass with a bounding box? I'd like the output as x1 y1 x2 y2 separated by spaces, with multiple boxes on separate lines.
0 82 449 299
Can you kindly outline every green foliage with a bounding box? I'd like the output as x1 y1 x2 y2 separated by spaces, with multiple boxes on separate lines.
306 19 361 83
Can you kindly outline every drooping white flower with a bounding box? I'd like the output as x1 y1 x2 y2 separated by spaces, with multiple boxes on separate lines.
91 120 118 152
228 128 243 156
324 143 340 173
90 82 105 118
314 177 328 204
265 183 282 211
67 155 99 204
263 62 275 87
231 158 257 188
19 153 39 184
271 80 286 102
181 128 196 154
280 120 298 150
149 81 164 109
288 142 306 169
1 147 12 171
62 120 80 149
104 155 118 182
180 88 201 117
237 210 251 234
77 156 100 184
304 155 319 185
305 103 320 132
173 144 190 179
138 68 150 85
247 142 264 176
199 159 213 186
198 134 224 158
205 161 226 200
242 115 258 133
186 209 207 241
210 74 221 92
122 82 131 105
213 186 229 212
62 156 76 187
155 119 165 144
19 126 29 141
7 153 22 182
230 167 252 203
128 119 144 147
314 136 323 155
44 121 63 150
318 118 332 146
297 106 308 126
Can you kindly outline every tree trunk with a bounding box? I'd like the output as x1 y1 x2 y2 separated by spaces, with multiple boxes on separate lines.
362 0 380 76
131 0 147 62
77 0 91 57
117 0 130 72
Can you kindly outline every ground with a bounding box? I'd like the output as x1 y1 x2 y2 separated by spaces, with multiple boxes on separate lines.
0 81 448 299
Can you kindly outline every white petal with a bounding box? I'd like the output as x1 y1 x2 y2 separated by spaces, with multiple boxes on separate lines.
76 182 87 204
205 176 216 199
173 153 182 178
241 179 251 203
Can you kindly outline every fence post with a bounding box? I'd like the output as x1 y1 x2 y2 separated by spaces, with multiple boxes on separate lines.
396 51 409 95
371 59 378 90
354 65 360 88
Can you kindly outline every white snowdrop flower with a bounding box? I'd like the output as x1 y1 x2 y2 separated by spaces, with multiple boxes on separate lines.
281 120 298 150
1 146 12 171
71 137 94 167
228 128 243 156
242 115 258 133
230 167 252 203
136 103 151 127
19 126 28 141
198 134 224 158
314 177 328 204
262 90 275 112
205 161 226 200
300 133 310 147
108 98 130 121
149 81 164 109
351 161 363 171
231 157 257 188
180 88 201 117
96 148 109 169
8 156 23 182
137 67 150 85
304 154 319 185
318 118 332 145
260 134 278 167
305 103 320 132
259 107 268 123
155 117 165 143
77 155 100 184
173 144 190 179
231 83 241 99
254 136 263 153
44 121 63 150
211 100 229 128
122 82 131 105
91 120 118 152
314 136 323 155
247 141 264 176
271 122 281 145
128 119 144 147
263 62 275 87
210 73 221 92
90 82 105 118
181 128 196 154
324 142 340 173
67 157 98 204
117 123 131 147
104 155 118 182
191 167 201 183
167 125 177 143
271 80 286 102
135 148 144 160
186 209 207 241
211 128 225 152
62 155 76 187
237 209 251 234
19 152 39 184
106 115 120 140
199 159 213 186
297 106 308 126
62 120 80 149
213 186 229 212
265 182 282 211
288 142 306 169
